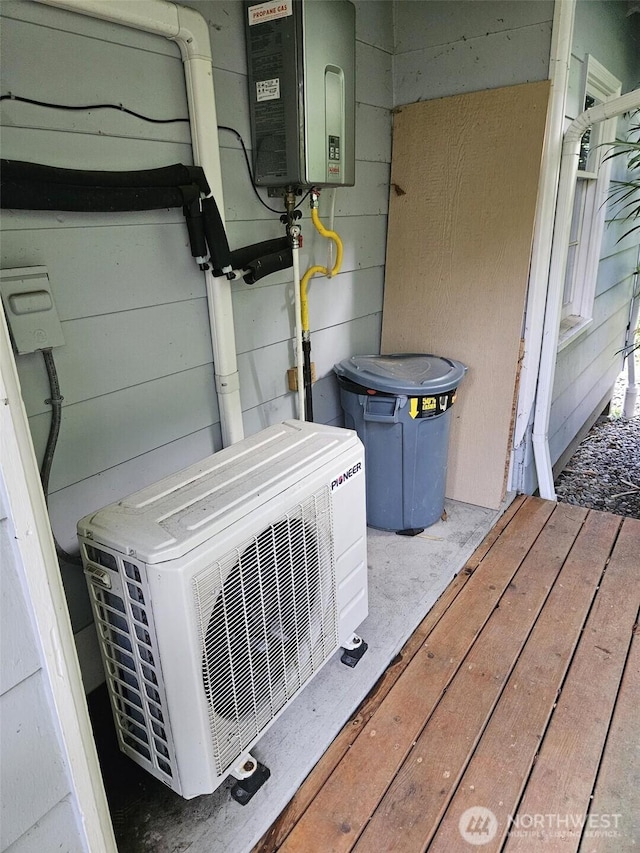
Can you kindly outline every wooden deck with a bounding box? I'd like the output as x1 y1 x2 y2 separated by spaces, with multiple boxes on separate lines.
255 497 640 853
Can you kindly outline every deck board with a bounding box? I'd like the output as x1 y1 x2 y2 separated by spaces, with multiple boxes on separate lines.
580 633 640 852
254 500 640 853
353 503 588 853
504 516 640 852
430 509 623 851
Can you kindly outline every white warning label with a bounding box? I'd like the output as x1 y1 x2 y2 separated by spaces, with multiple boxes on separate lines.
256 78 280 102
248 1 292 26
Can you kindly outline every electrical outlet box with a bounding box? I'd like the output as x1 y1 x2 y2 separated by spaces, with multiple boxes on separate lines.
0 266 65 354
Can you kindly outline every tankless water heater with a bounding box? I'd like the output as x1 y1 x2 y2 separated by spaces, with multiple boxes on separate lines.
244 0 356 188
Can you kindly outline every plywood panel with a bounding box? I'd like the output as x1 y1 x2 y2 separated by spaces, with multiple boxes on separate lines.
382 81 550 508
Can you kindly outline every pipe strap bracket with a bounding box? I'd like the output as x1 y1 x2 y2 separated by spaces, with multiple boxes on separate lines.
215 370 240 395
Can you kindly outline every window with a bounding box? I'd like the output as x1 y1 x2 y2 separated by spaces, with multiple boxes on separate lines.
559 56 621 348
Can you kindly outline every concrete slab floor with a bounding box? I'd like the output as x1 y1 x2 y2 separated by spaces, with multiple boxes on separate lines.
90 496 512 853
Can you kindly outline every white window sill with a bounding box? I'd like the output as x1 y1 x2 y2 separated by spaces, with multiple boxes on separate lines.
557 315 593 352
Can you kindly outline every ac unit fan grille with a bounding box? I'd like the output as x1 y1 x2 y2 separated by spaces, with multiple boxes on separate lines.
193 487 337 775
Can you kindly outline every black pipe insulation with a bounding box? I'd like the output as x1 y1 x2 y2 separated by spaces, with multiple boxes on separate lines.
1 159 210 194
202 196 233 275
230 236 290 272
184 199 208 260
1 180 201 212
0 158 291 285
242 248 293 284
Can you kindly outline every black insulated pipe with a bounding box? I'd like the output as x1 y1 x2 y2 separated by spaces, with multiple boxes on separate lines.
0 180 200 212
202 196 233 276
230 237 290 272
184 199 208 260
1 159 210 193
242 247 293 284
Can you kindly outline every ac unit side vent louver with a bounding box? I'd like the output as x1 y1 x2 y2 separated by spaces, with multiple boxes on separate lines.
90 555 178 783
194 487 337 776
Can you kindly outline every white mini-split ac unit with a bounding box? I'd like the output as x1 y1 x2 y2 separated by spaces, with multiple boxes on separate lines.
77 420 368 801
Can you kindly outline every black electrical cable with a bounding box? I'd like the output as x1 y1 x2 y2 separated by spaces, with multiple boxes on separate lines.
40 349 83 567
0 93 190 124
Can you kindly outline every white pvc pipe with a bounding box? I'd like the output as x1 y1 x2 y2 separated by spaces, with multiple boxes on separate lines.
36 0 245 447
291 241 305 419
511 0 575 461
533 88 640 499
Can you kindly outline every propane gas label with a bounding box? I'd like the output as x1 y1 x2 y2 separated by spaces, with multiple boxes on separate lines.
248 1 292 25
256 78 281 102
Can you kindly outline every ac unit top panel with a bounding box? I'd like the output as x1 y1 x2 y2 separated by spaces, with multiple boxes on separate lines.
77 420 361 563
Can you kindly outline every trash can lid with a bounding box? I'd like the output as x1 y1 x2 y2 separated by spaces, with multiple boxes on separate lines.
334 353 467 395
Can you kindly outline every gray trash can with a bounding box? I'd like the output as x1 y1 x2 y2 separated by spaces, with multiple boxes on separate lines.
334 353 467 534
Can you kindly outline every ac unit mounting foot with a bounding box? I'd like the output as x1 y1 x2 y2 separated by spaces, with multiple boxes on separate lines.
229 757 271 805
340 634 368 668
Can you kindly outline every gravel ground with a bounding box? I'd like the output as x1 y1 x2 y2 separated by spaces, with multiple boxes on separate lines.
554 360 640 519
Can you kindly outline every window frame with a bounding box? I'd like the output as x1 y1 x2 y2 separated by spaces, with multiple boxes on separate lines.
558 55 621 350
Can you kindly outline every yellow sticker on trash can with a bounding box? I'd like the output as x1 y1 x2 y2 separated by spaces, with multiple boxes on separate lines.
409 391 458 419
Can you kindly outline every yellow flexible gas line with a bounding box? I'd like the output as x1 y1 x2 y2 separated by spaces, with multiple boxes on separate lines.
300 204 344 332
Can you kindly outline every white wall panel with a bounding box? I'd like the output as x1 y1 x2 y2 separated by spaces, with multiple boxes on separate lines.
0 510 41 695
214 70 252 149
0 0 177 55
232 267 384 354
353 0 394 53
0 675 72 849
553 289 632 400
28 364 219 492
394 24 552 106
332 161 391 216
186 0 248 76
0 223 206 319
356 41 393 109
356 103 393 163
0 16 186 139
5 796 86 853
0 125 194 175
17 299 213 416
549 358 622 465
394 0 553 53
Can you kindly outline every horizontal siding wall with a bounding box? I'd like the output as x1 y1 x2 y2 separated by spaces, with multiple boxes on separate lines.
0 0 391 660
393 0 554 106
548 0 640 470
0 0 211 578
